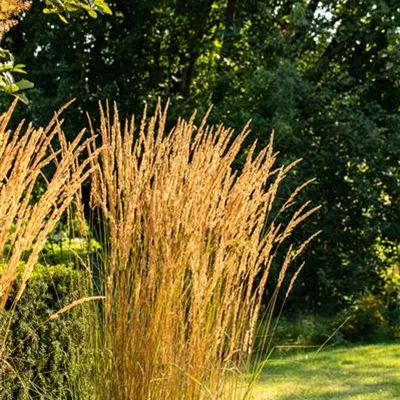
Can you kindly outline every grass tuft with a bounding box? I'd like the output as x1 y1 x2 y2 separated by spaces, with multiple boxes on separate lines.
86 102 319 400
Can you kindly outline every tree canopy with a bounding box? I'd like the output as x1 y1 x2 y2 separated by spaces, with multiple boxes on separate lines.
0 0 111 102
5 0 400 312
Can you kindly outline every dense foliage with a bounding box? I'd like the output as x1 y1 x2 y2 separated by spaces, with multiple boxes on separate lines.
5 0 400 313
0 264 88 400
0 0 111 102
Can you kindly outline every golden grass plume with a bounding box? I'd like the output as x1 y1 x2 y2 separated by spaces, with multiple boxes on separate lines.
88 102 320 400
0 100 99 311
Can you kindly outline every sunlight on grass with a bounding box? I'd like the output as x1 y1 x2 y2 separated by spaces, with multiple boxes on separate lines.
254 343 400 399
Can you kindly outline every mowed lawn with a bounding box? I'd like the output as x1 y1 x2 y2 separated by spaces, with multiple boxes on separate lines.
253 343 400 400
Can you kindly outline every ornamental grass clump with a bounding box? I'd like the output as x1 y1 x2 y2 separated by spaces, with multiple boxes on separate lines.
88 102 319 400
0 101 101 397
0 101 98 312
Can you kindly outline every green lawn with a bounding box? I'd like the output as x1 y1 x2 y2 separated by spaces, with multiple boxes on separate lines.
253 343 400 399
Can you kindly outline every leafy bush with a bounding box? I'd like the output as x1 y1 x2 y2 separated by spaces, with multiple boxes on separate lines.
336 294 395 342
255 314 344 355
0 263 89 400
334 245 400 342
379 266 400 330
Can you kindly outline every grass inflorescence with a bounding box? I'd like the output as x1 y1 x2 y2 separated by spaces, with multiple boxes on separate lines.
86 102 319 400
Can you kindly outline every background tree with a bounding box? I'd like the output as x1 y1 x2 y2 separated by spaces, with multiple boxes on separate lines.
0 0 111 102
7 0 400 313
0 0 32 102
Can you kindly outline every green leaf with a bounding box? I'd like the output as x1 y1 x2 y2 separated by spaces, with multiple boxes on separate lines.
87 9 98 18
95 1 112 15
9 83 20 93
17 93 30 104
0 64 13 72
57 14 69 23
15 79 35 91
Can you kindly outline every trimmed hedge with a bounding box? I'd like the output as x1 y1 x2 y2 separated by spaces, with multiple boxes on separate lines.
0 263 90 400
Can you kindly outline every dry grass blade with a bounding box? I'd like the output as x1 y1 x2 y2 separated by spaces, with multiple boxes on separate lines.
49 296 106 321
87 101 319 400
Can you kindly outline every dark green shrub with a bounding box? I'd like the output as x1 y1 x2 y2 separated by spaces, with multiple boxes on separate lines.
254 314 344 355
380 266 400 331
0 263 89 400
336 294 394 342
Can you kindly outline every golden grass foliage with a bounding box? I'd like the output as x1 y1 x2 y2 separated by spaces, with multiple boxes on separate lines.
0 0 30 40
0 101 98 311
88 102 320 400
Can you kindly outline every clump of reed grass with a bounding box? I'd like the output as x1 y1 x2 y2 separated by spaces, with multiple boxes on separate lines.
88 102 319 400
0 101 101 398
0 101 98 312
